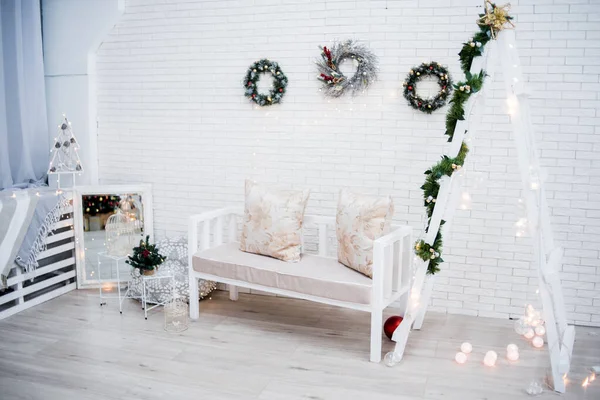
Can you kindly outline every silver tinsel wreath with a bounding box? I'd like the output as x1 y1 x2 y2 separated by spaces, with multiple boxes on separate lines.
316 39 378 97
128 237 216 304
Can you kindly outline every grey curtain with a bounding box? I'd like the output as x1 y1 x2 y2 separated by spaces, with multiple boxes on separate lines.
0 0 49 190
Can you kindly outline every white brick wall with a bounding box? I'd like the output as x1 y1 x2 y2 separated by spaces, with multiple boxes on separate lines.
96 0 600 326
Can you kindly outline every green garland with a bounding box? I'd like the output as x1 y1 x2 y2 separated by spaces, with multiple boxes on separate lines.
244 59 288 106
415 3 510 275
403 62 452 113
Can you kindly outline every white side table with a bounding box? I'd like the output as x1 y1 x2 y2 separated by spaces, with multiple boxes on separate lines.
97 252 174 319
140 269 175 320
97 251 129 313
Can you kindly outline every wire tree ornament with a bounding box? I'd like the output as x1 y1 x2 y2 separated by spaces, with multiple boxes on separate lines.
48 115 83 174
316 39 378 97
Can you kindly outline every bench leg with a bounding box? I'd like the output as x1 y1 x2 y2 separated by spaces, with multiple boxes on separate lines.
229 285 239 301
370 310 383 363
189 275 199 320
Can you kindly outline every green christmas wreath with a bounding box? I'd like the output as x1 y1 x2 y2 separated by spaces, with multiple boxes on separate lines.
403 62 452 114
244 59 288 106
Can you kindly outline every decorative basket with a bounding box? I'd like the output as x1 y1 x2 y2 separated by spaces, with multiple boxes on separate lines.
164 297 188 333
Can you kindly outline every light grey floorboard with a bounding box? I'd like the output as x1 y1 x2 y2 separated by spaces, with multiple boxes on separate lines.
0 290 597 399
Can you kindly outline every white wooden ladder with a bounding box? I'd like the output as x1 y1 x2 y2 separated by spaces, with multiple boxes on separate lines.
391 30 575 394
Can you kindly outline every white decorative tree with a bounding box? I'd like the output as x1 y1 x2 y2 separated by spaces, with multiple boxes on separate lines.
48 115 83 185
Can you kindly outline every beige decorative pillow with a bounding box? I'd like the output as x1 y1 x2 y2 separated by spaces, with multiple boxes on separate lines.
336 189 394 278
240 180 310 262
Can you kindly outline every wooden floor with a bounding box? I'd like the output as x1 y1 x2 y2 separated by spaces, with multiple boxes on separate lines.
0 290 598 399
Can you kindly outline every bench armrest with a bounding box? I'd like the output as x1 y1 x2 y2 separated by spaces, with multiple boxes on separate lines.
188 207 242 264
372 225 413 309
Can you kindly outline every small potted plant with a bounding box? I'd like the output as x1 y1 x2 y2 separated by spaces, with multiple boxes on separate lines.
126 235 165 276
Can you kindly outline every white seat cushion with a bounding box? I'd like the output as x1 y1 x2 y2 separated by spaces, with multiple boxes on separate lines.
192 242 372 305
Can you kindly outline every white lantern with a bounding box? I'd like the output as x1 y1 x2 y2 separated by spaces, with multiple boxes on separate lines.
164 296 188 333
105 211 137 256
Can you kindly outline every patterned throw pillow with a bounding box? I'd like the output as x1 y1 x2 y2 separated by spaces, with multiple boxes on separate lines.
336 189 394 278
240 180 310 262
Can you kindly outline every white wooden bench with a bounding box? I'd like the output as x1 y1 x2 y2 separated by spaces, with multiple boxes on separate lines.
188 207 413 362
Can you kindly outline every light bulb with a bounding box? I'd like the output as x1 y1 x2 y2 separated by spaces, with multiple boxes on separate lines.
455 352 467 364
524 328 535 339
483 351 497 367
507 350 519 361
460 342 473 354
534 325 545 336
506 344 518 353
532 336 544 348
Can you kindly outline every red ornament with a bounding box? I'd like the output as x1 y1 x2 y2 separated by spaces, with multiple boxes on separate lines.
279 88 283 92
384 316 404 340
429 66 433 70
418 102 422 107
247 81 252 86
408 86 413 91
141 249 150 258
252 94 256 98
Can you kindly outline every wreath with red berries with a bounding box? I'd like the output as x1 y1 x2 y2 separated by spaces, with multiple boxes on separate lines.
316 40 378 98
403 62 452 114
243 59 288 107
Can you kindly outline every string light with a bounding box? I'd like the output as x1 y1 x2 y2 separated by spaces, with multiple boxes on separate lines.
506 95 518 116
582 377 589 388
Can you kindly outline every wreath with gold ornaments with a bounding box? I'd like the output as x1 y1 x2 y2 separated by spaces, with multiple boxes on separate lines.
403 62 452 114
244 59 288 107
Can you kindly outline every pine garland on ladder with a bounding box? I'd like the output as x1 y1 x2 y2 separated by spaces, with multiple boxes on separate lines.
414 1 514 275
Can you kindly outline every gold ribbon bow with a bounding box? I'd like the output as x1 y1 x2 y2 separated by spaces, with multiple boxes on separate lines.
478 1 515 39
